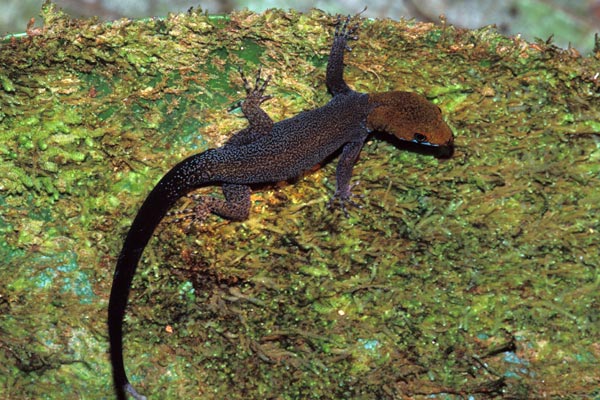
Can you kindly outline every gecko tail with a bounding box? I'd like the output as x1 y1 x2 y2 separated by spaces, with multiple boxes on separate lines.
108 151 215 399
125 383 147 400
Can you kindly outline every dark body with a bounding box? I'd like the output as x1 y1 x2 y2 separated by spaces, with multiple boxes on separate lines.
109 15 453 400
210 91 370 183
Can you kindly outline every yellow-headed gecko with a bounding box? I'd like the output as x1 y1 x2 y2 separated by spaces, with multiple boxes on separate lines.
108 14 454 400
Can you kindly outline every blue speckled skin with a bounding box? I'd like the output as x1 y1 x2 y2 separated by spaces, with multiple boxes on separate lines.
108 15 453 400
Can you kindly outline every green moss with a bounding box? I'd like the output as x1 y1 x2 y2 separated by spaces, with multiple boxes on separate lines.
0 2 599 399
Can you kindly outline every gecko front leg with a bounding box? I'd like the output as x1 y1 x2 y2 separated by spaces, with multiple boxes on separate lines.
226 68 274 146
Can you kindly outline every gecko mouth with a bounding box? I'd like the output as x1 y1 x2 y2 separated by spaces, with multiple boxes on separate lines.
409 138 454 158
435 143 454 158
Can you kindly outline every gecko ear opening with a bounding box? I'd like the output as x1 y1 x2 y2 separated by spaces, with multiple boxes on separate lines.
367 91 453 148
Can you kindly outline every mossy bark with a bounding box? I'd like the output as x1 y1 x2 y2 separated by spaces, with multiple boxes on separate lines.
0 2 598 398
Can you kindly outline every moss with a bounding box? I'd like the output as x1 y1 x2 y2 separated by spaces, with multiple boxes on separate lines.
0 2 599 399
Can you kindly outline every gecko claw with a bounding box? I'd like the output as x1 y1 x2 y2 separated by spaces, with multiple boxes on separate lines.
229 67 272 112
327 181 364 217
166 193 212 230
334 7 366 41
239 67 271 102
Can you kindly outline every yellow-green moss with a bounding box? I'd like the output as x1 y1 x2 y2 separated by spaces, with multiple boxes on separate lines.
0 2 598 398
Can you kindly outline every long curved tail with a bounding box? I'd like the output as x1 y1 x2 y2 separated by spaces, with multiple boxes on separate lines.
108 151 214 400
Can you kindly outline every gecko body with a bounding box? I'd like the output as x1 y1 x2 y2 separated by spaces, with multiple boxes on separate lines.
109 15 453 400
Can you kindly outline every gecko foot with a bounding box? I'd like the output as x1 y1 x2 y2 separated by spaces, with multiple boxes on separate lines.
166 194 212 229
228 67 272 112
327 181 364 217
333 8 366 48
240 66 272 104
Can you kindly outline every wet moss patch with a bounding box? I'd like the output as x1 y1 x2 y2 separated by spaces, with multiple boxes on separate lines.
0 2 598 398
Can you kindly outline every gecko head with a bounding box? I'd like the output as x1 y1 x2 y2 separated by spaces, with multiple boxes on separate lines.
367 91 454 155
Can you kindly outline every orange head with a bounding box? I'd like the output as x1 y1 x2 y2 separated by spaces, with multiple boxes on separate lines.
367 91 453 151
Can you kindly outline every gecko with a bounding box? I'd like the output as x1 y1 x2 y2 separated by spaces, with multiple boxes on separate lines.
108 14 454 400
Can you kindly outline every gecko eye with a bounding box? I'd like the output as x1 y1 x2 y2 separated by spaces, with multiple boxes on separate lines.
413 133 427 143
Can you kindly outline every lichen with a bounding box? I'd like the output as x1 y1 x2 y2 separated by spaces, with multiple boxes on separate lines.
0 2 598 399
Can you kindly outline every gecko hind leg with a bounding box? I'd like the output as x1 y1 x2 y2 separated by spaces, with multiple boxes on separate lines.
167 184 252 228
